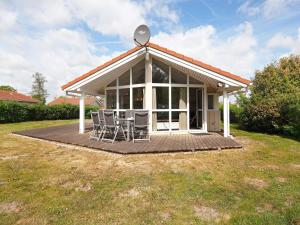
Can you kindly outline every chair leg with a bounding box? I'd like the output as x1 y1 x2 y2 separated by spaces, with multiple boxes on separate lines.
121 126 126 140
101 127 107 142
112 127 118 144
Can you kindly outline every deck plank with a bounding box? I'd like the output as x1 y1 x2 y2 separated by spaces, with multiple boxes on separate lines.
13 123 242 154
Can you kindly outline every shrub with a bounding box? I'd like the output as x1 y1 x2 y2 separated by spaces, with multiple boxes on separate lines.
219 103 243 123
239 55 300 138
0 101 99 123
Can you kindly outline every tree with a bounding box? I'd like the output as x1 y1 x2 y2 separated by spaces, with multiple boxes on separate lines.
239 55 300 138
31 72 48 104
0 85 16 92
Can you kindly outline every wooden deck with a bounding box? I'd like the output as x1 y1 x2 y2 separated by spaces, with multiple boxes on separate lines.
13 123 242 154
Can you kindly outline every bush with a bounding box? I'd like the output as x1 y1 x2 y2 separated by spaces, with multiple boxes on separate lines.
239 55 300 138
219 103 243 123
0 101 98 123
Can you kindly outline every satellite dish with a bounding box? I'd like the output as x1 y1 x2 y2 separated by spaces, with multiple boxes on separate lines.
134 25 151 47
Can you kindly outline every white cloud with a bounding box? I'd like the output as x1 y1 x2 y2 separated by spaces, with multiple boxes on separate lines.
267 27 300 54
237 1 260 16
237 0 300 19
0 4 17 32
152 22 257 77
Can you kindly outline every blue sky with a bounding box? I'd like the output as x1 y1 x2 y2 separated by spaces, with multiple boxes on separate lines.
0 0 300 101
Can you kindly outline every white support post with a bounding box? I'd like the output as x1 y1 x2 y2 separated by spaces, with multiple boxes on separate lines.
203 84 208 132
129 68 133 110
223 89 229 137
145 54 152 132
79 92 85 134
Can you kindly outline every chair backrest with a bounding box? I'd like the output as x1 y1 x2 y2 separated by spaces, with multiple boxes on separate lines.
103 110 115 127
91 111 100 126
125 110 135 119
134 110 149 128
98 110 104 121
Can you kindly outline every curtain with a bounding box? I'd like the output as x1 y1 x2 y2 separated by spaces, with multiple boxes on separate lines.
179 88 187 130
152 87 157 131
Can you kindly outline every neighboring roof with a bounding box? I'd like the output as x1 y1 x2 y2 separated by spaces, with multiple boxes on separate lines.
48 96 97 106
0 90 40 103
62 42 251 90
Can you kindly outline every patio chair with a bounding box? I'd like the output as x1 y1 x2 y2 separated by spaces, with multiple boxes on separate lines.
131 110 150 143
89 111 103 141
101 110 126 143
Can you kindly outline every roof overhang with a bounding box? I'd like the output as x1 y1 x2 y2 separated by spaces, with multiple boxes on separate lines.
62 43 250 95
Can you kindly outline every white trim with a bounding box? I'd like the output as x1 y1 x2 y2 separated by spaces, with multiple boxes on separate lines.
187 76 190 131
64 48 146 91
79 93 85 134
129 68 133 109
223 89 229 137
203 84 208 132
168 65 171 132
148 47 247 87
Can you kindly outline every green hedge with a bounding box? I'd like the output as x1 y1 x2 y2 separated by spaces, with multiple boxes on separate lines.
0 101 98 123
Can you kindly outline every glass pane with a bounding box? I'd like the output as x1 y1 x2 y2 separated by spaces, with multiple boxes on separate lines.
189 76 203 84
197 111 203 128
152 59 169 83
107 80 116 87
152 112 169 131
132 59 145 84
171 111 187 130
171 68 187 84
106 89 116 109
119 111 126 118
119 70 130 86
119 88 130 109
208 95 214 109
133 87 144 109
172 87 187 109
197 89 203 110
153 87 169 109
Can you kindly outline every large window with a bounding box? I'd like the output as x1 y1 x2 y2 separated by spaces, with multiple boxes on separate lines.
119 88 130 109
132 59 145 84
152 59 169 83
119 70 130 86
153 87 169 109
106 90 116 109
105 59 145 113
133 87 144 109
171 68 187 84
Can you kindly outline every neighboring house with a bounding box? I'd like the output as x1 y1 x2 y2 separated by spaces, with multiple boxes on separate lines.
0 90 40 104
48 96 100 107
62 42 250 137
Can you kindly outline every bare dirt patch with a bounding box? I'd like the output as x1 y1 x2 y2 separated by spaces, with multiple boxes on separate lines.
244 178 269 189
0 154 28 161
194 205 229 222
75 183 91 192
276 177 287 183
256 203 273 213
290 164 300 169
160 212 171 221
0 201 22 213
119 188 140 198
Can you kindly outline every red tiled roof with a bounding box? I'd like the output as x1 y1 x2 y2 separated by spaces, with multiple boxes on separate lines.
62 42 250 90
0 90 40 103
47 96 96 106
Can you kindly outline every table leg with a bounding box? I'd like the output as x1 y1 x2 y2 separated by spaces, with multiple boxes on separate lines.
127 120 130 141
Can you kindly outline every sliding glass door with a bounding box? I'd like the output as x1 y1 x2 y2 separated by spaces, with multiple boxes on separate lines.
189 87 203 130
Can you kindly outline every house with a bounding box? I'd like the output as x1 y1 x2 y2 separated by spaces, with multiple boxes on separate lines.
62 43 250 137
0 90 40 104
48 96 100 107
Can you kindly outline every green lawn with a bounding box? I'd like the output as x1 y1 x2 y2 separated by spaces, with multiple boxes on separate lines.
0 120 299 225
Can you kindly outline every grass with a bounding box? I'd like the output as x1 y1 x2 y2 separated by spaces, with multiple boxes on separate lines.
0 120 299 224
